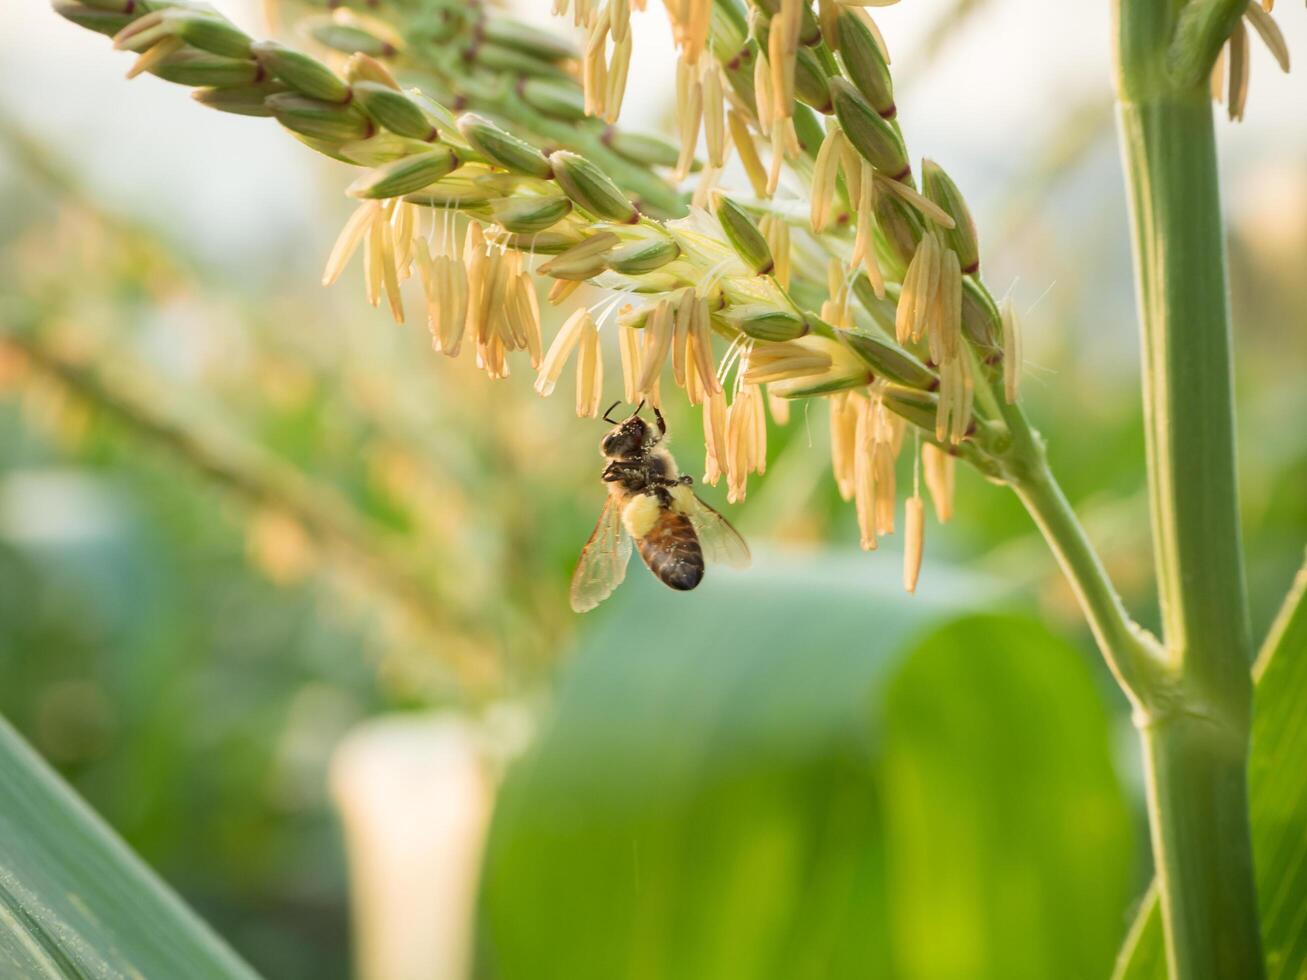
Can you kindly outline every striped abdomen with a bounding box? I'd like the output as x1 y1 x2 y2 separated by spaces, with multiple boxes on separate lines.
636 509 704 591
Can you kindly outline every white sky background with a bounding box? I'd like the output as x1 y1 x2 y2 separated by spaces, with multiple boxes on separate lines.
1 0 1303 299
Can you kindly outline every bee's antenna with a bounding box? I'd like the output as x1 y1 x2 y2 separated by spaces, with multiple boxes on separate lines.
602 401 622 424
634 399 646 418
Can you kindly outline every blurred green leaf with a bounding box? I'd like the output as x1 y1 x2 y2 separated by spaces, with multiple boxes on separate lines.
0 714 261 980
882 614 1133 980
476 557 1130 979
1114 558 1307 980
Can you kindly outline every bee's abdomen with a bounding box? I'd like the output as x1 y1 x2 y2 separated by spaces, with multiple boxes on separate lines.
636 511 705 591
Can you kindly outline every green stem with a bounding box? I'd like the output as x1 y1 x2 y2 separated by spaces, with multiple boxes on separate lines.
1002 409 1165 705
1113 0 1263 976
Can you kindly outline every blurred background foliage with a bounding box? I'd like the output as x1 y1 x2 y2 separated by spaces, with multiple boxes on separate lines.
0 0 1304 978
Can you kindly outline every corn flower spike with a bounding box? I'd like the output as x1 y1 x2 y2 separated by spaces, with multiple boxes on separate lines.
729 109 770 198
903 495 925 593
672 289 694 387
759 214 791 290
689 294 722 397
676 57 705 181
922 443 955 523
535 308 592 397
853 395 879 550
619 317 643 403
810 126 845 233
703 62 727 169
724 382 766 503
702 386 728 485
830 392 858 501
69 0 1058 596
575 315 605 416
582 6 610 118
637 298 675 395
323 201 378 286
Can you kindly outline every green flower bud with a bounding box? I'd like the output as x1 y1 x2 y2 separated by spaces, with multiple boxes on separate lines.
251 41 349 103
837 9 895 118
172 11 252 59
881 385 941 432
539 232 621 280
468 42 569 82
481 17 577 63
603 130 681 169
456 113 552 178
308 22 394 58
69 0 131 12
960 277 1002 352
548 151 638 223
829 77 909 179
403 13 459 47
346 148 461 198
353 82 437 141
115 8 252 59
795 47 833 113
626 273 684 294
606 238 682 275
266 92 373 142
152 50 261 88
489 195 574 234
53 1 133 37
873 191 924 276
520 78 586 121
921 159 980 273
840 330 937 389
404 186 498 210
792 102 828 157
714 197 774 276
192 83 284 117
724 305 808 342
495 231 583 255
338 135 436 167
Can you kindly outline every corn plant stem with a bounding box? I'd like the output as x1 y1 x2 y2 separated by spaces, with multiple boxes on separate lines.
998 403 1165 704
1114 0 1264 976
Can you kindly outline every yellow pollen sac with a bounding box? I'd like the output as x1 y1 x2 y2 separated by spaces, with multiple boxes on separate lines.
622 493 662 539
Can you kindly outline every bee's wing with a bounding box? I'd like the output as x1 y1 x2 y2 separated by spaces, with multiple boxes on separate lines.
570 496 633 613
684 493 751 569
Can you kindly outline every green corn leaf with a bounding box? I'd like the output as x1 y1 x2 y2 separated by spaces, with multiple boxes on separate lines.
1113 555 1307 980
882 615 1134 980
476 557 1131 979
0 714 261 979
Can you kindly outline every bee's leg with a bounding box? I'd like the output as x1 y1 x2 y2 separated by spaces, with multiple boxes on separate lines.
605 461 648 492
677 474 693 486
653 486 673 507
603 461 636 483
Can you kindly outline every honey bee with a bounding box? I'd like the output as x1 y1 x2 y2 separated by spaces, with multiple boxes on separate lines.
571 401 751 612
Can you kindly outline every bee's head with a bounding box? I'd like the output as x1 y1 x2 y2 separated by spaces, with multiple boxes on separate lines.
600 401 654 458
